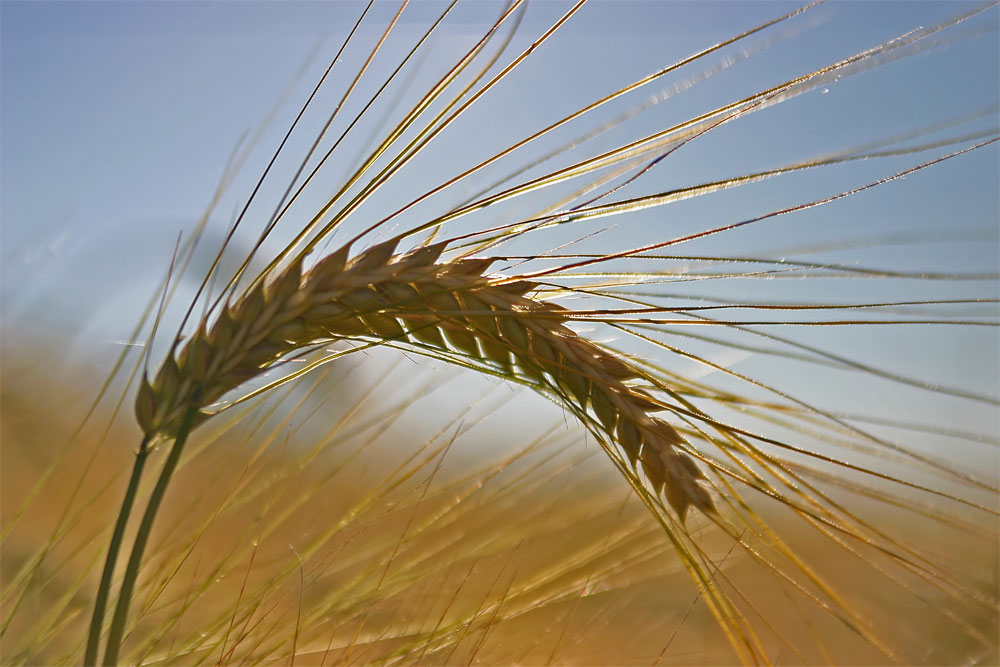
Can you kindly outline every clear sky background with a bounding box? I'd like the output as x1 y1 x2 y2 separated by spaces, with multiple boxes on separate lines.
2 1 998 461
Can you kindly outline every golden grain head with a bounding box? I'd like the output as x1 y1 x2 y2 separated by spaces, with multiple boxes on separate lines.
139 237 715 518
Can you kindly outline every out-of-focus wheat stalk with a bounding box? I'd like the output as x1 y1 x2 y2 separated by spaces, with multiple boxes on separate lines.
2 1 998 665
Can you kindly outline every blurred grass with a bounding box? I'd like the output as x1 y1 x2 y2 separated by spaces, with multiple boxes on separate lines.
2 331 996 665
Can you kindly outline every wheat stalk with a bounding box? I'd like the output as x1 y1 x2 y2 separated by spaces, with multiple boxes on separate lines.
91 237 721 664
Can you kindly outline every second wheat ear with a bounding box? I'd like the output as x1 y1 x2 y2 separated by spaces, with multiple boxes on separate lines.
137 237 714 520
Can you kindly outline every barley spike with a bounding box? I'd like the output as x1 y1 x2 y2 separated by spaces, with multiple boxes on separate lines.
140 240 714 519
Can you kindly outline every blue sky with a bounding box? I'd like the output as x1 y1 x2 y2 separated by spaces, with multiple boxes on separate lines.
3 1 996 273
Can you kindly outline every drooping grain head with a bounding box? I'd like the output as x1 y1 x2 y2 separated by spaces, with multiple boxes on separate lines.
137 238 714 519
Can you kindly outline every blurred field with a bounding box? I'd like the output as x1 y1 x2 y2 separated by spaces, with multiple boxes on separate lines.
3 329 997 665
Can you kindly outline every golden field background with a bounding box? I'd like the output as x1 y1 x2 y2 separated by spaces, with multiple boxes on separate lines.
2 332 996 665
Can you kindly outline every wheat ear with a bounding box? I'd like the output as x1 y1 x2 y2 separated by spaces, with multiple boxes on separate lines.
137 238 714 520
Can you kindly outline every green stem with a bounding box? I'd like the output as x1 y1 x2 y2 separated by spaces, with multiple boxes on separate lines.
84 436 151 666
102 402 200 666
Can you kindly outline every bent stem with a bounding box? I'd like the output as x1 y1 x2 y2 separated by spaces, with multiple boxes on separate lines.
84 436 151 666
102 400 200 666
